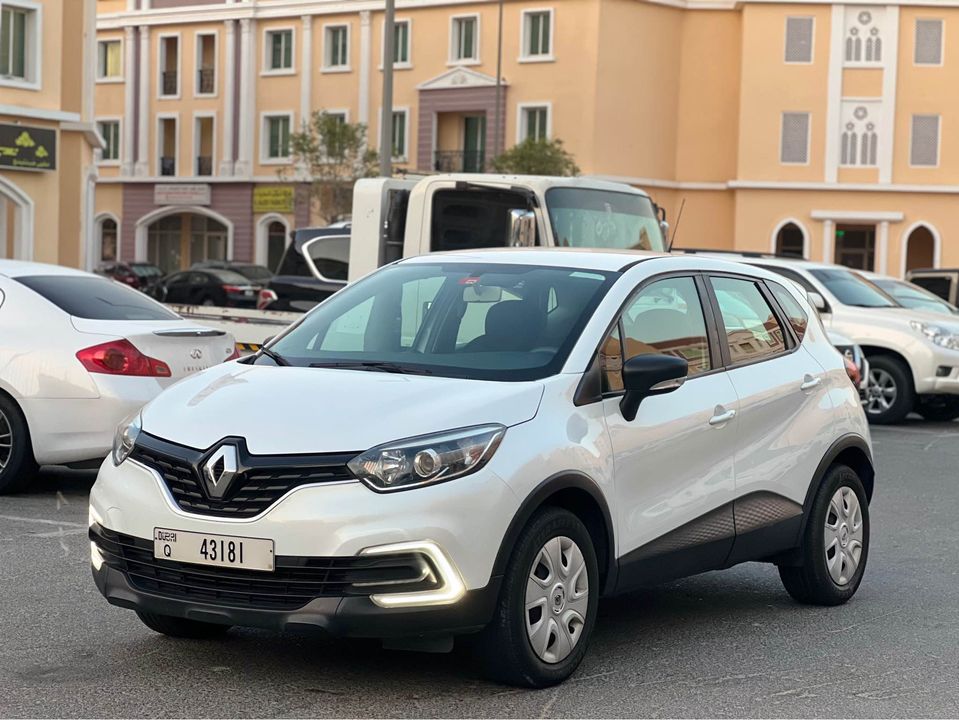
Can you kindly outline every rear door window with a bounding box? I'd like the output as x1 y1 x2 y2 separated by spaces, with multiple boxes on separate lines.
710 277 786 365
16 275 179 320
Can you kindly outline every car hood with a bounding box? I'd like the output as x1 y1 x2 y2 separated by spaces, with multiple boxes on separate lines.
847 306 959 332
140 362 545 454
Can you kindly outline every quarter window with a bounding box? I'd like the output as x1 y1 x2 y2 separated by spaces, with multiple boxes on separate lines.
711 277 786 364
768 282 809 341
602 276 712 393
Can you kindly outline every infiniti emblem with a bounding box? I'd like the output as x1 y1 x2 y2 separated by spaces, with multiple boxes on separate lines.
190 348 203 360
202 444 239 499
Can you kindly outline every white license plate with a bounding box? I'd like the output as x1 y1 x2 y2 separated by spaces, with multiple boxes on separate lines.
154 528 274 572
244 290 253 297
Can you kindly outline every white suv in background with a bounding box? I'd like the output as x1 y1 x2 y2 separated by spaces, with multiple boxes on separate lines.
702 254 959 424
91 249 873 687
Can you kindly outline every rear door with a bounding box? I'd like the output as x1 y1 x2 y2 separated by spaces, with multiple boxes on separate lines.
162 273 191 303
602 274 740 588
705 274 833 560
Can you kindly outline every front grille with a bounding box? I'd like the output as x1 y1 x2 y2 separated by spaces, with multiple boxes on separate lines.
92 526 437 611
130 433 356 519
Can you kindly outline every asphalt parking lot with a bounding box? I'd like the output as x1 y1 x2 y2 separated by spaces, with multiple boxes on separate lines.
1 421 958 719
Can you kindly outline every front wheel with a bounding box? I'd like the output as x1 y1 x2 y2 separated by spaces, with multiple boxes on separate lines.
864 355 914 424
779 464 870 606
477 507 599 687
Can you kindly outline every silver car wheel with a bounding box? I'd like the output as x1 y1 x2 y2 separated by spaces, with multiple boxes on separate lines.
525 536 589 664
0 407 11 471
865 367 897 415
824 486 864 586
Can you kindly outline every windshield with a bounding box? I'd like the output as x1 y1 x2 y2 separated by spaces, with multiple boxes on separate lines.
208 270 252 284
809 269 899 308
235 265 273 281
546 188 665 252
131 264 163 278
872 277 958 315
267 262 617 380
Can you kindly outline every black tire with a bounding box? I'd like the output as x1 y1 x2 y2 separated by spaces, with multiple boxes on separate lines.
916 396 959 422
136 611 232 639
779 464 870 606
864 354 915 425
476 507 599 688
0 393 38 494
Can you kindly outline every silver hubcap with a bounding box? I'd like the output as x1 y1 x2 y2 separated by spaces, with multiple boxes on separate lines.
0 408 11 472
525 536 589 664
866 368 897 415
824 486 864 586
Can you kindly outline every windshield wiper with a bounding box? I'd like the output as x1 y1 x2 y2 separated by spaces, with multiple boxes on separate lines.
257 346 290 366
308 360 433 375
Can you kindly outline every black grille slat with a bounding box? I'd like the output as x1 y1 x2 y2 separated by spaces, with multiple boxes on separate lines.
129 436 355 519
92 527 435 611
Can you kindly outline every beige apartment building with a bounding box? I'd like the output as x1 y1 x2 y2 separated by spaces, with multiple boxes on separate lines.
1 0 100 267
94 0 959 276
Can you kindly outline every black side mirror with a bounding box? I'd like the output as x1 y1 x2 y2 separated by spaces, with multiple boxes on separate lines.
620 354 689 421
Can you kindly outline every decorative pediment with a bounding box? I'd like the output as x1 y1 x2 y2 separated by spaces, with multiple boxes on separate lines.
416 67 505 91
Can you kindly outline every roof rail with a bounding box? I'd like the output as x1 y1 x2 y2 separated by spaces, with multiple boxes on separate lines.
673 247 780 259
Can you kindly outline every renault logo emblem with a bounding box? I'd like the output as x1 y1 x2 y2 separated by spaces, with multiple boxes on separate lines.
202 444 239 499
190 348 203 360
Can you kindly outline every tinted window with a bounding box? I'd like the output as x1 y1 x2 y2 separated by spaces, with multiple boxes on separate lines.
768 282 809 340
131 264 162 278
207 269 250 284
306 236 349 281
17 276 179 320
269 263 616 381
872 278 958 316
809 269 898 308
602 276 711 392
235 265 273 282
909 275 952 303
711 277 786 364
547 189 665 251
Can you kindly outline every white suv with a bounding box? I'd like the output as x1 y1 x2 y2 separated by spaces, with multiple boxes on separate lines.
90 250 873 687
716 255 959 424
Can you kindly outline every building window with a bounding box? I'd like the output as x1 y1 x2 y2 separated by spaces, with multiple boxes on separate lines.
267 221 287 272
0 4 37 84
774 222 806 258
324 25 349 69
840 102 879 166
520 106 550 142
266 29 294 72
915 19 943 65
391 19 410 66
391 110 408 160
100 219 118 263
196 33 216 95
159 35 180 97
97 40 122 80
264 115 292 160
451 16 478 62
98 121 120 163
784 17 814 63
522 10 553 59
780 112 809 164
911 114 940 167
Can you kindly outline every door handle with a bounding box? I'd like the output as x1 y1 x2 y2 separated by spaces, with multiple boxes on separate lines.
800 375 823 391
708 408 737 426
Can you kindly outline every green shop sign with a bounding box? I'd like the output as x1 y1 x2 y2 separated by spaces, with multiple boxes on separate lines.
0 123 57 171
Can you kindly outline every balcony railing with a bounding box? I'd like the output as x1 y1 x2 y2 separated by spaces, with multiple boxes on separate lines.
160 156 176 176
433 150 485 173
197 68 215 94
161 70 179 96
196 156 213 176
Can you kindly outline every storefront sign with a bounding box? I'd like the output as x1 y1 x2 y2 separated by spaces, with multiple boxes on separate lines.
0 123 57 171
253 185 295 213
154 183 211 206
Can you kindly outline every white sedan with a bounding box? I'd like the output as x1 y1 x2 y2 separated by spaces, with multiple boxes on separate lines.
0 260 236 492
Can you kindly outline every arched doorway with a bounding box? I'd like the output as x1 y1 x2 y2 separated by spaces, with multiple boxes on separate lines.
137 207 233 273
255 214 290 271
903 224 937 274
0 175 34 260
773 220 807 258
95 215 119 264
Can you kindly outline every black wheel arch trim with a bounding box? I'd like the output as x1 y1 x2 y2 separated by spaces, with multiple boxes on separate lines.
491 471 618 596
802 433 875 525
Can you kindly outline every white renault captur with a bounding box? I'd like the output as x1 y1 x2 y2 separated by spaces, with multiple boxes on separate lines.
90 249 874 687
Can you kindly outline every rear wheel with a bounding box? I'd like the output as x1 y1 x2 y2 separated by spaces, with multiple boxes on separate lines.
477 507 599 687
136 611 232 639
864 355 914 424
916 396 959 422
0 394 38 494
779 464 869 606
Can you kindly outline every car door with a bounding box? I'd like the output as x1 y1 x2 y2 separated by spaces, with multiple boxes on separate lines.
706 274 835 561
601 274 741 589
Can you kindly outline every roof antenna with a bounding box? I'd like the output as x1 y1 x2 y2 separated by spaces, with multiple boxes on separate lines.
667 198 686 252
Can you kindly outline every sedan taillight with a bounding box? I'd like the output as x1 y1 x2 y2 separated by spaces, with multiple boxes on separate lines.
76 339 172 377
222 284 244 294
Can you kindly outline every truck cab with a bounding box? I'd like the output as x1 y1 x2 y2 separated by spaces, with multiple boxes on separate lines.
348 173 668 282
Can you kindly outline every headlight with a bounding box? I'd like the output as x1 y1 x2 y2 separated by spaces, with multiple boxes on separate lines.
910 320 959 350
111 412 141 466
348 424 505 492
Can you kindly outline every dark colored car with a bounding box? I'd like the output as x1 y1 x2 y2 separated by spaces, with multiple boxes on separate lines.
151 269 261 308
94 261 164 291
905 268 959 306
257 228 349 312
191 261 274 284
